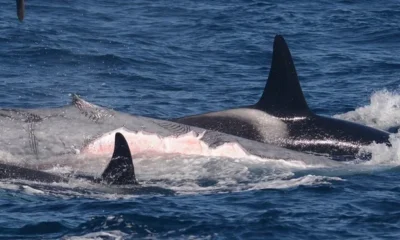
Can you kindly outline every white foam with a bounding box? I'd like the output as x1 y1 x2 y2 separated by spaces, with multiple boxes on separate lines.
131 155 343 195
0 152 349 198
249 175 343 190
331 89 400 165
21 185 45 195
62 230 128 240
0 144 351 198
0 182 20 191
0 181 48 195
357 132 400 165
335 90 400 131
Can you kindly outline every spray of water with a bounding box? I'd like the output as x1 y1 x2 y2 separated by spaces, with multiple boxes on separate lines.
335 90 400 131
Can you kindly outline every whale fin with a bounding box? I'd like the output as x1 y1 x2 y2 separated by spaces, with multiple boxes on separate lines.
72 94 113 122
101 132 138 185
16 0 25 22
256 35 310 117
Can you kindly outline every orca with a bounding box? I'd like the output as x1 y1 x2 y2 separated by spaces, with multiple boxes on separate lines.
173 35 390 160
99 132 138 185
16 0 25 21
0 132 137 185
0 163 65 183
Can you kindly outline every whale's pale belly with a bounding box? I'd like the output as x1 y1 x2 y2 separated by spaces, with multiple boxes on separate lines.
82 128 250 159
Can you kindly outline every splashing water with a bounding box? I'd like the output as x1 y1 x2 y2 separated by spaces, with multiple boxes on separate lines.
359 132 400 165
335 90 400 132
332 89 400 166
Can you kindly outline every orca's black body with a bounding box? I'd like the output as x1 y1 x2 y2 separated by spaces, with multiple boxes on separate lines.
0 163 66 183
0 132 138 185
174 35 390 159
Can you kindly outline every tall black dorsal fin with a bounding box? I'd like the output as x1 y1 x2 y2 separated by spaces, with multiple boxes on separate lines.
17 0 25 22
101 132 138 185
256 35 310 117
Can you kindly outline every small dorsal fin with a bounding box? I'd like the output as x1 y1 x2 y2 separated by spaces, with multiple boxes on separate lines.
101 132 137 185
72 94 112 122
256 35 310 117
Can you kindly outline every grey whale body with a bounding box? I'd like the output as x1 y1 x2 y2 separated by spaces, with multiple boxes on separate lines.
174 35 390 160
0 95 337 167
0 132 137 185
0 95 339 194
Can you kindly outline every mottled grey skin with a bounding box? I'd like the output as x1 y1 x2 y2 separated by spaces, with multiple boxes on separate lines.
0 95 338 167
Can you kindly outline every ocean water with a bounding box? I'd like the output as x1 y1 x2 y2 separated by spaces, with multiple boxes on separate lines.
1 0 400 239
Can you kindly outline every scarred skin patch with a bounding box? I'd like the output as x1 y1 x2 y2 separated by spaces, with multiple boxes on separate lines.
81 128 251 159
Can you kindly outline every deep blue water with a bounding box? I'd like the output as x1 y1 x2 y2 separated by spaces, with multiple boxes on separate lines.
1 0 400 239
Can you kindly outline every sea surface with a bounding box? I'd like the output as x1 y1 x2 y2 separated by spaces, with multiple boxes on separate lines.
1 0 400 239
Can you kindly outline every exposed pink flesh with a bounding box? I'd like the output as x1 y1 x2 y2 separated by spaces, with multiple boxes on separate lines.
81 128 250 159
